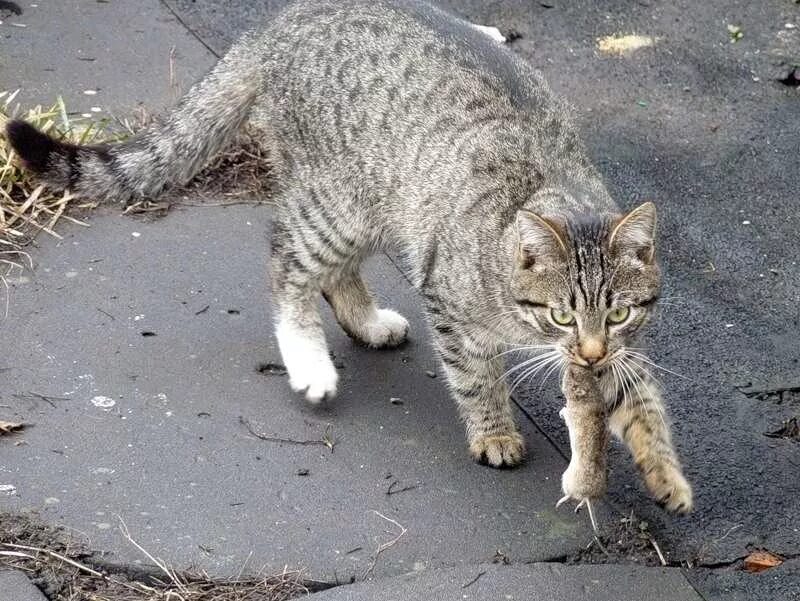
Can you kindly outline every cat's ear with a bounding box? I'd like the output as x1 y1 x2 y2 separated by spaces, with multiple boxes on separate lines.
609 201 657 264
516 210 567 268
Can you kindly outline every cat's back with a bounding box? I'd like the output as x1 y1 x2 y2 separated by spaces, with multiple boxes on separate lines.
259 0 550 112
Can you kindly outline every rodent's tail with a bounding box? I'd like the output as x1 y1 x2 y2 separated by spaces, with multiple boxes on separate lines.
5 35 261 204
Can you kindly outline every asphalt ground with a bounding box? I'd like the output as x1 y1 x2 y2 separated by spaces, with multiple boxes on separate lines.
2 1 798 599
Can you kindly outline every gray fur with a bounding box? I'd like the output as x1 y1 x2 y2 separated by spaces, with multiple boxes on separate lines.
8 0 691 511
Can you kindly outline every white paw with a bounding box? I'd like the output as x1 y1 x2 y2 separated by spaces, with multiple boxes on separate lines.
276 321 338 404
288 359 338 403
360 309 409 348
472 24 507 44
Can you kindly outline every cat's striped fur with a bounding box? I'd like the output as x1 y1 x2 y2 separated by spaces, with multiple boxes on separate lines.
5 0 691 512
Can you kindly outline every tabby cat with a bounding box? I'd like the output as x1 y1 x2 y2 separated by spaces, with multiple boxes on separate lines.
5 0 692 512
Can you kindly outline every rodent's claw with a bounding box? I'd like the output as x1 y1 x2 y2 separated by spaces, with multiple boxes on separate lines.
555 495 600 534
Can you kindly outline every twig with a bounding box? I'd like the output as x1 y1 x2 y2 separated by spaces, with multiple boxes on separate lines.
168 45 180 101
2 542 104 579
239 416 335 452
0 550 36 560
13 391 68 408
117 516 189 594
361 511 407 580
96 307 115 321
648 536 667 566
462 570 486 588
586 535 610 559
386 480 418 496
716 524 743 543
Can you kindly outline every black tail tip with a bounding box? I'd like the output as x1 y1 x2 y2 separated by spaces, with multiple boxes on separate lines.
5 119 59 173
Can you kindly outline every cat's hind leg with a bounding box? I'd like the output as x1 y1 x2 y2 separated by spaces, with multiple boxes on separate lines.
323 266 409 348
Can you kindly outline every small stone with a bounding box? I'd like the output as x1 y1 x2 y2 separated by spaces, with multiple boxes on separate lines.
90 395 116 409
390 397 404 405
425 370 437 378
296 468 310 476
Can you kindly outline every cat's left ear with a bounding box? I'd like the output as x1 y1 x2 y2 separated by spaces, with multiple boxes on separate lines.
609 201 657 264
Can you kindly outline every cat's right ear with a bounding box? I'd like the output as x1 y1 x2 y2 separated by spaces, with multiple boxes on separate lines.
516 211 567 269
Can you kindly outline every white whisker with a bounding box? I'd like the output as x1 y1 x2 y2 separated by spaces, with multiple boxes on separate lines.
495 349 560 385
622 350 687 380
508 354 563 396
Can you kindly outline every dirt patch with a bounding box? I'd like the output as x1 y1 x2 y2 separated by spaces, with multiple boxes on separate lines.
560 512 676 567
0 511 323 600
765 417 800 441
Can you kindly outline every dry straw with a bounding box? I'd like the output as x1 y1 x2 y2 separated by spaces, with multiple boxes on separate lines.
0 513 317 600
0 90 133 312
0 89 136 246
0 90 272 309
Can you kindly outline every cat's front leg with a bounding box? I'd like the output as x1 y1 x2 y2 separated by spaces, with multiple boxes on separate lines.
560 364 609 503
431 323 524 468
608 374 693 513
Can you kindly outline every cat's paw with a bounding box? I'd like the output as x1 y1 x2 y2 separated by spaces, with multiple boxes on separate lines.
469 432 525 468
287 359 338 403
276 322 338 404
646 465 693 514
360 309 409 348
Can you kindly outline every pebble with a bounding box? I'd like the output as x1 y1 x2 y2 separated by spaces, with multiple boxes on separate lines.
90 395 116 409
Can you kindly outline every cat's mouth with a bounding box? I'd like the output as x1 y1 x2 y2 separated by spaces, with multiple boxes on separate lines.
568 349 617 372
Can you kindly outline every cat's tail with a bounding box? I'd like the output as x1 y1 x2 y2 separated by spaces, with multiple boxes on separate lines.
4 35 262 204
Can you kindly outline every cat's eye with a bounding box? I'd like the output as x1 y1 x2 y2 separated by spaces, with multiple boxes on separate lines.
550 308 575 326
607 306 630 325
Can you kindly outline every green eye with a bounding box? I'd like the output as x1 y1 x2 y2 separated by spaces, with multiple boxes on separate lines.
550 308 575 326
607 306 631 325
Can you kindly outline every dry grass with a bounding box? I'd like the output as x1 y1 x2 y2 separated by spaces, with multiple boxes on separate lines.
0 512 318 601
0 90 134 245
0 90 273 307
0 90 133 313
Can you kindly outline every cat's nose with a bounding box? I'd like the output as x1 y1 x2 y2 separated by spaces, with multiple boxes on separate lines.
579 337 606 365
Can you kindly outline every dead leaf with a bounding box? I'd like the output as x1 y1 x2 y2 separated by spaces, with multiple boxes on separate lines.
597 34 656 56
743 550 783 573
0 420 24 435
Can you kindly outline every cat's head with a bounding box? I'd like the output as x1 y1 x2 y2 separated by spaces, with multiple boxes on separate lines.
509 202 660 371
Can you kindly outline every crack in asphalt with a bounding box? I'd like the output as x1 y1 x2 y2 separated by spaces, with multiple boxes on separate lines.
158 0 221 58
